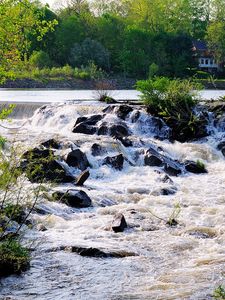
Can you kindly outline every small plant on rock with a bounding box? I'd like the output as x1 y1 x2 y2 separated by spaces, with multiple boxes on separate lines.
213 285 225 300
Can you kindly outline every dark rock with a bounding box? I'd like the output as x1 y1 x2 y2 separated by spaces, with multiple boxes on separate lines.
70 246 135 258
166 219 178 227
76 170 90 186
114 105 133 120
91 143 105 156
103 154 124 170
118 137 133 147
72 122 96 135
185 161 208 174
160 187 177 195
21 148 75 183
217 141 225 156
144 154 163 167
130 110 140 123
158 174 174 184
36 224 47 231
65 149 90 170
164 163 182 177
52 190 92 208
75 114 103 127
41 139 61 149
144 147 183 176
111 213 127 232
97 122 130 138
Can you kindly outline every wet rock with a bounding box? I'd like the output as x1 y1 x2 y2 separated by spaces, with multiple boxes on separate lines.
111 213 127 233
65 149 90 171
97 122 130 138
91 143 105 156
144 153 163 167
130 110 140 123
72 122 96 135
21 148 75 183
217 141 225 156
52 190 92 208
36 224 47 232
103 154 124 170
75 114 103 126
151 186 177 196
114 105 133 120
70 246 135 258
166 219 178 227
185 161 207 174
41 139 61 149
157 174 174 184
118 137 133 147
164 163 182 177
144 147 183 176
76 170 90 186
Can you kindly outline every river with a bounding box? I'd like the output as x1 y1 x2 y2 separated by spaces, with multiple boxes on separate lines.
0 91 224 300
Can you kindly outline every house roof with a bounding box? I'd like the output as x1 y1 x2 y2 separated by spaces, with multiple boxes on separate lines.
192 40 208 51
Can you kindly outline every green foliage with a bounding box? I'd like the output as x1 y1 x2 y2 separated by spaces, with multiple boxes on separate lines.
213 286 225 300
29 51 53 68
0 239 30 277
196 160 205 170
136 77 204 141
70 38 110 70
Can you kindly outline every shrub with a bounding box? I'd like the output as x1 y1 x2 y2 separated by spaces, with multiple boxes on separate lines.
136 77 205 142
0 239 30 277
213 285 225 300
29 51 53 69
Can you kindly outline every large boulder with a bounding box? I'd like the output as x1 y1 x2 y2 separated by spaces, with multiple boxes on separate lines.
103 154 124 170
52 190 92 208
65 149 90 171
21 148 75 183
72 114 104 135
97 122 130 138
144 147 183 176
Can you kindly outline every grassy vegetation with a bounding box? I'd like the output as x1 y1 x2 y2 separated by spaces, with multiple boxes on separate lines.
136 77 206 142
213 286 225 300
1 62 105 84
0 239 30 277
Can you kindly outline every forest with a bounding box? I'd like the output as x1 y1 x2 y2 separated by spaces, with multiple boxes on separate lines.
1 0 225 82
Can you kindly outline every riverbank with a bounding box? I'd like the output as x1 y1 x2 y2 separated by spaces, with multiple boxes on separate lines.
2 77 225 90
0 77 136 90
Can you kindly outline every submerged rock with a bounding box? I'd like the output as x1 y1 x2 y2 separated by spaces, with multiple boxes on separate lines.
111 213 127 232
69 246 136 258
52 190 92 208
103 154 124 170
65 149 90 171
91 143 105 156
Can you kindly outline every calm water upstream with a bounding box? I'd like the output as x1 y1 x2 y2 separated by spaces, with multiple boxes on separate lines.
0 91 224 300
0 89 225 103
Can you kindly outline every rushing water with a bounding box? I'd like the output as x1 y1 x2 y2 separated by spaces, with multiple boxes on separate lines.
0 97 224 300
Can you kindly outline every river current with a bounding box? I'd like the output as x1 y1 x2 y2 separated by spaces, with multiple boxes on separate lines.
0 94 224 300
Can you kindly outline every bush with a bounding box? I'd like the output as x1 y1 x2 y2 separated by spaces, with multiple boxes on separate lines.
213 286 225 300
136 77 205 142
29 51 53 69
0 239 30 277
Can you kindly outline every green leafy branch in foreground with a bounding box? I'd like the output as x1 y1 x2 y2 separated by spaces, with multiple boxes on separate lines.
213 285 225 300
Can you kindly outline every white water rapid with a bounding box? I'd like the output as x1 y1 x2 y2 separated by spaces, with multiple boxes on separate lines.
0 101 224 300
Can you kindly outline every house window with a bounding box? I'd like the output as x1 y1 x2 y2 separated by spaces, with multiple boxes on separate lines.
201 59 204 64
210 59 213 65
205 59 208 65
